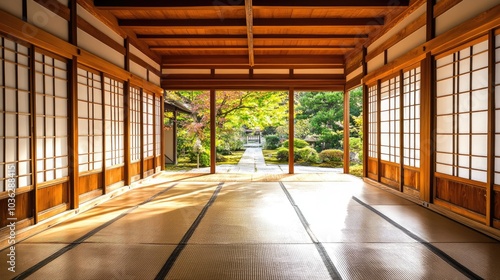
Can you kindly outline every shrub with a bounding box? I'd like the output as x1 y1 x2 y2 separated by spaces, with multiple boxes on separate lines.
319 149 344 167
189 151 210 167
350 165 363 177
264 135 280 150
282 139 309 149
276 147 289 162
216 153 226 162
297 147 320 163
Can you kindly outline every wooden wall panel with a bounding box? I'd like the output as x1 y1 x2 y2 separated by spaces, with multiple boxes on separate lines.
37 183 69 213
380 161 400 189
436 177 487 215
0 191 33 228
403 168 420 191
78 173 103 195
105 167 124 187
494 189 500 221
144 158 154 173
130 162 141 178
367 157 378 179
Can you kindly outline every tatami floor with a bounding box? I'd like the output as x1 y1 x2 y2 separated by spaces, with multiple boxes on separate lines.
1 172 499 280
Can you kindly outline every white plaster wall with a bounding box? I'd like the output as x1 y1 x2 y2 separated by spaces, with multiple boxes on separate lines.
78 29 125 68
367 52 385 74
149 73 161 86
27 0 68 41
130 45 160 70
163 69 211 75
387 26 426 63
368 4 426 53
436 0 500 36
253 69 289 74
346 66 363 82
294 68 344 74
0 1 23 19
130 61 147 81
77 4 123 45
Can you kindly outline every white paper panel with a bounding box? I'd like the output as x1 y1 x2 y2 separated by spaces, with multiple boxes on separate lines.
37 172 44 183
436 152 453 165
437 96 454 114
436 115 453 133
458 114 470 133
18 67 29 91
19 176 30 188
459 59 470 74
471 89 488 111
471 135 488 156
459 47 471 58
45 170 54 181
78 136 88 154
436 64 454 80
497 86 500 108
472 68 488 90
5 88 16 112
45 96 54 116
471 112 488 133
5 114 16 137
45 138 54 157
36 139 44 159
458 135 470 154
18 91 30 113
18 139 30 161
19 115 30 137
471 170 487 183
55 137 67 156
78 119 88 135
45 158 54 170
458 155 470 168
79 162 88 173
44 75 54 95
436 135 453 153
471 156 487 170
78 84 87 100
496 173 500 185
55 79 67 98
458 168 469 179
37 160 43 171
45 118 54 136
436 163 452 175
472 52 488 70
458 74 470 92
436 79 453 97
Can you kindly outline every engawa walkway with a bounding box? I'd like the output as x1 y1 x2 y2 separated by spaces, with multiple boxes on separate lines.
2 172 499 279
185 146 343 174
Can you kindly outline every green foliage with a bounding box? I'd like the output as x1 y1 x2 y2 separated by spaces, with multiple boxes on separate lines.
282 139 309 149
296 147 320 163
264 135 280 150
188 151 210 167
216 153 226 162
319 149 344 167
276 147 290 162
350 165 363 177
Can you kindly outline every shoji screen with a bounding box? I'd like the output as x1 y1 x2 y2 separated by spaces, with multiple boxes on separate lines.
143 92 154 159
155 96 161 157
104 77 124 167
368 85 378 159
35 51 68 183
435 39 489 182
0 37 31 191
380 75 400 163
130 86 141 163
403 67 421 167
496 33 500 185
77 68 103 173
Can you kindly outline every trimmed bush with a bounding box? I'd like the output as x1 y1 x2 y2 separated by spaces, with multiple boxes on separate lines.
319 149 343 167
189 151 210 167
297 146 320 163
350 165 363 177
264 135 280 150
282 139 309 149
276 147 289 162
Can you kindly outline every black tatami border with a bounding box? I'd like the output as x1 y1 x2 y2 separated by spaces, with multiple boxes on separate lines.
279 182 343 280
352 196 484 280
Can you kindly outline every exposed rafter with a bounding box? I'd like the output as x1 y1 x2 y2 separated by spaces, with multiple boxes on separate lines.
137 34 369 41
161 55 345 68
245 0 255 67
118 18 384 28
151 45 356 51
94 0 410 8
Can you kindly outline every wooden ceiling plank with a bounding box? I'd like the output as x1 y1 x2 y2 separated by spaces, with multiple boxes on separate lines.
162 55 344 67
245 0 255 67
94 0 409 8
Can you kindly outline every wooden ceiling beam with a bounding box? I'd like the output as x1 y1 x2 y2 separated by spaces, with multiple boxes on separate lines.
137 34 369 41
152 45 356 51
161 55 345 67
245 0 255 67
95 0 409 9
118 18 384 28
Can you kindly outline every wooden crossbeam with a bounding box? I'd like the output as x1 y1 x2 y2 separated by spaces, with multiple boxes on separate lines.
161 55 345 67
118 18 384 28
137 34 369 41
95 0 409 8
151 45 356 51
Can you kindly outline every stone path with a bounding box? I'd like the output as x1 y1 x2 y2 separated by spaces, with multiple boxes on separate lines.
186 147 342 174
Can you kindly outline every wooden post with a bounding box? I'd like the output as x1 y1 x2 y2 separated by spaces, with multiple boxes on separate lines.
399 70 405 192
29 45 38 223
486 30 495 226
160 93 165 170
362 47 369 178
123 80 131 186
343 87 350 174
173 109 178 165
426 0 435 42
288 88 294 174
68 56 79 209
139 88 144 178
376 80 382 182
210 89 216 174
420 53 434 203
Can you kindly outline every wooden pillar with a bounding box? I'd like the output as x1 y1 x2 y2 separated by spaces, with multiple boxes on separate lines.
343 87 350 174
100 73 107 189
486 30 495 226
173 109 178 165
29 45 38 224
426 0 435 42
210 89 216 174
420 53 434 203
123 81 131 186
139 88 144 178
288 88 294 174
160 93 165 169
69 0 77 46
362 47 369 178
399 70 405 192
376 80 382 182
68 56 79 209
